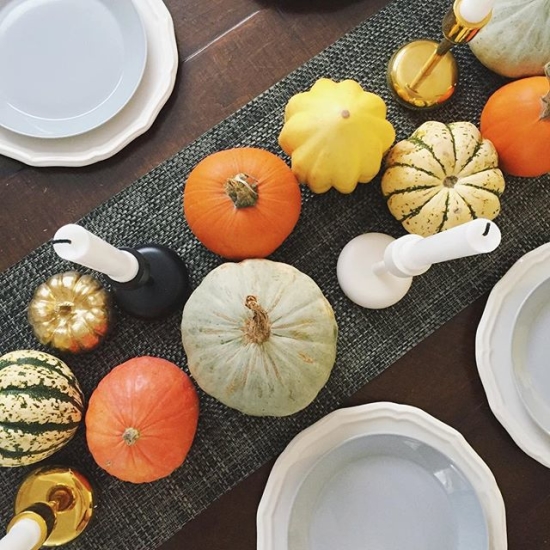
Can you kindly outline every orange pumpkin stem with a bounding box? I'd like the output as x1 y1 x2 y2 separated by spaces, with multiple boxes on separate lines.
225 173 259 208
244 295 271 344
122 427 140 446
543 62 550 120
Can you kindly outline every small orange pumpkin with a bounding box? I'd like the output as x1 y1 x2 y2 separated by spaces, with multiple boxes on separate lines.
85 356 199 483
480 62 550 177
183 147 301 260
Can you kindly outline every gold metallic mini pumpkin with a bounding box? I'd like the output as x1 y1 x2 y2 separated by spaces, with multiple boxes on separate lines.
28 271 112 353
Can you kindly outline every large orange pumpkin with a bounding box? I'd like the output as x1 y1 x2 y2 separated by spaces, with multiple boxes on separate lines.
183 147 301 260
85 356 199 483
480 62 550 177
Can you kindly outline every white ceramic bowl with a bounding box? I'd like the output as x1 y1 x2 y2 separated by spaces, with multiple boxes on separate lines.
257 402 507 550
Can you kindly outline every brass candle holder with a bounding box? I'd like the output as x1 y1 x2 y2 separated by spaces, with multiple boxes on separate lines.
387 0 492 109
4 466 95 549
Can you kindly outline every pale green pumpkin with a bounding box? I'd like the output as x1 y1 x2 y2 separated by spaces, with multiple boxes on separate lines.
181 260 338 417
469 0 550 78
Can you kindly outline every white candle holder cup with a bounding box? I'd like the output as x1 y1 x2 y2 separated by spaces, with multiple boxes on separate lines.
337 219 501 309
0 466 95 550
53 225 191 320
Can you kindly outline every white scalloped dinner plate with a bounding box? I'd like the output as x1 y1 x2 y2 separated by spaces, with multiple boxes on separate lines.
476 242 550 467
0 0 177 166
0 0 147 139
257 402 506 550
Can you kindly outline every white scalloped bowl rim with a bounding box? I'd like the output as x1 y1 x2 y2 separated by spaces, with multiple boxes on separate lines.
257 402 506 550
476 242 550 467
0 0 177 166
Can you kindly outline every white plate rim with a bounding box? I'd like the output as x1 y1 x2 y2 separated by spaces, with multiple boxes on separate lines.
0 0 148 139
257 401 507 550
0 0 177 166
476 242 550 467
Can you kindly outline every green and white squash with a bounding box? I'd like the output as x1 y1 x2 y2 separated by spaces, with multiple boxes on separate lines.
181 259 338 417
381 121 506 237
0 350 84 467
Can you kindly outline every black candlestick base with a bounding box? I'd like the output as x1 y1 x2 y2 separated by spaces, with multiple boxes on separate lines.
107 244 191 319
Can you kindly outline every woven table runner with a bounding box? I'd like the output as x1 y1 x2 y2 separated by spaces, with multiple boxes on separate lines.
1 0 549 548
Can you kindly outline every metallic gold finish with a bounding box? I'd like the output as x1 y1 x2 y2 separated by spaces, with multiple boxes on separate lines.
387 40 458 109
442 1 492 44
7 509 49 550
387 0 493 109
13 465 95 547
28 271 112 353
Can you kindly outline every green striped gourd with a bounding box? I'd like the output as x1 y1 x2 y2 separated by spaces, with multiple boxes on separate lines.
381 121 505 237
0 350 84 467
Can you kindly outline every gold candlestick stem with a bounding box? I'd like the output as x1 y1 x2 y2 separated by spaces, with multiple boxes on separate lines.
408 38 454 91
6 466 95 549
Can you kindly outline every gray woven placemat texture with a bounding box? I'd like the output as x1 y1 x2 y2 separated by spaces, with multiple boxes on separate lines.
1 0 549 548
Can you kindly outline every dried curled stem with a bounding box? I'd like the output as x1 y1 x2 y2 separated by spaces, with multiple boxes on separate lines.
243 295 271 344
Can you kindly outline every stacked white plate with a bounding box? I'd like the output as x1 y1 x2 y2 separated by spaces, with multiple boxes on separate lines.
477 242 550 467
257 402 507 550
0 0 178 166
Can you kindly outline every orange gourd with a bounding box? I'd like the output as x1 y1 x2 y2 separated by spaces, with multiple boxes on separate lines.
85 356 199 483
480 62 550 177
183 147 301 260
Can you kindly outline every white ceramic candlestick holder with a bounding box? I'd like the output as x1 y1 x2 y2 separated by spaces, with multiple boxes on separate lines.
337 219 501 309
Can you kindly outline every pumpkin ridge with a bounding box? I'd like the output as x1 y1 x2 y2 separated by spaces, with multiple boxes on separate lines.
407 137 447 175
384 183 443 199
385 162 441 180
457 181 503 198
0 419 80 434
0 439 70 460
451 191 478 220
435 191 451 233
130 383 194 431
123 433 180 479
456 138 483 175
260 345 290 388
0 419 81 433
0 356 78 387
78 311 107 338
444 123 457 170
0 386 83 412
394 191 444 222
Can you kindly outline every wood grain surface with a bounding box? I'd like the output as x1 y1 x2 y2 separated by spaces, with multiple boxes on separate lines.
1 1 548 549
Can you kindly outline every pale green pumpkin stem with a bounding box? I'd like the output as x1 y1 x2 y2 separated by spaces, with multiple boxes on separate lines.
122 427 140 446
244 295 271 344
225 173 259 208
542 62 550 120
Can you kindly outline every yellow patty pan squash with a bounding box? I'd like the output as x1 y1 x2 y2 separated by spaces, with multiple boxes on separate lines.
381 121 505 237
278 78 395 194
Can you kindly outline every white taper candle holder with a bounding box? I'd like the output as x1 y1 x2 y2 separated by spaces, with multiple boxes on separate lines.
337 219 501 309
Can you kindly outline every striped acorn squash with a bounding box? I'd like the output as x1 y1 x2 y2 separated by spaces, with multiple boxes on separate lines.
0 350 84 467
381 121 505 237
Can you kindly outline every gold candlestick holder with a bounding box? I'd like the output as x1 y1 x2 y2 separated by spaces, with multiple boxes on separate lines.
387 0 492 109
5 466 95 549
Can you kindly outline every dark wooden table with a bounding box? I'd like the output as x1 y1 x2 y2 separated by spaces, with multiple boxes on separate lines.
1 1 549 548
